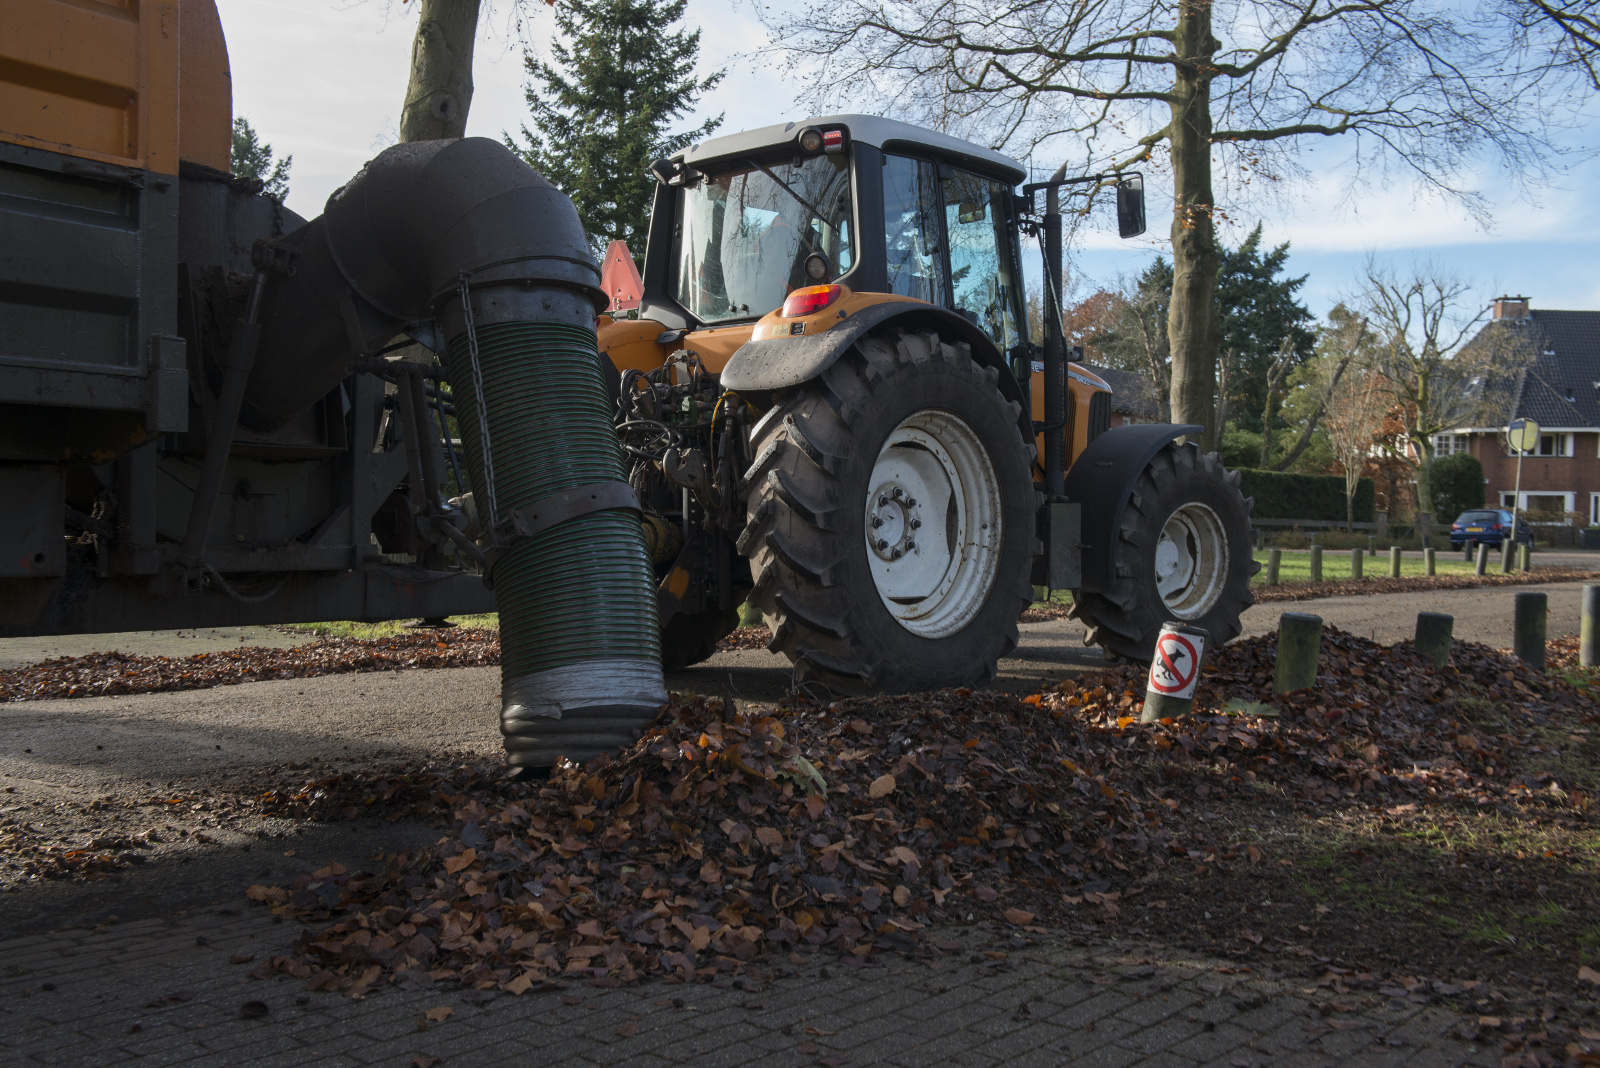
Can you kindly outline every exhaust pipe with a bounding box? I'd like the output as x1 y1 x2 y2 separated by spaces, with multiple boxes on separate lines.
240 137 666 769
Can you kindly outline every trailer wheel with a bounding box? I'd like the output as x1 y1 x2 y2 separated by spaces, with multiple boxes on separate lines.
1070 442 1257 663
660 606 742 672
740 328 1039 693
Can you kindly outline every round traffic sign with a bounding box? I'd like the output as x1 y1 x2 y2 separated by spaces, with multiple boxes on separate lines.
1148 631 1202 697
1506 418 1541 453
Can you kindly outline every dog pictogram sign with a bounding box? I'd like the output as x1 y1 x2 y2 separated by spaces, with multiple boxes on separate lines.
1147 630 1204 699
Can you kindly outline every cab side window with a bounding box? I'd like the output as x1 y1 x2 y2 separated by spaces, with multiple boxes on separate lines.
942 171 1022 350
881 155 944 303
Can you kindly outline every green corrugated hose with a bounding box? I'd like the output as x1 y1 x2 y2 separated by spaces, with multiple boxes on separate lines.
444 321 660 682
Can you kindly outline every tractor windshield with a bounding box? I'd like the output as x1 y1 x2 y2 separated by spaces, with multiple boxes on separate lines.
670 155 853 324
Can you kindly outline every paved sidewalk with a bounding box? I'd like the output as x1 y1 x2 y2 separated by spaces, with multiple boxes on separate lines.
1 907 1498 1067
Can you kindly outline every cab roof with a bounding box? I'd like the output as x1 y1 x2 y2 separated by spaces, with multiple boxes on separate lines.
674 114 1029 187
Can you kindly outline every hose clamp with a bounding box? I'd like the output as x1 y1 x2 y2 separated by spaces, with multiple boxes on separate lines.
480 480 642 586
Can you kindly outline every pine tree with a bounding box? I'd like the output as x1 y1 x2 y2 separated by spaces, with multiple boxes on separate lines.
230 117 292 201
507 0 723 259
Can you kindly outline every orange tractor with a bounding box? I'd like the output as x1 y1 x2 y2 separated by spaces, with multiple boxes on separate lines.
601 116 1257 688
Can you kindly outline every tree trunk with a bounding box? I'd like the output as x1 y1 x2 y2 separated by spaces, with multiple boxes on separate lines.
1165 0 1221 451
1413 435 1434 522
400 0 481 142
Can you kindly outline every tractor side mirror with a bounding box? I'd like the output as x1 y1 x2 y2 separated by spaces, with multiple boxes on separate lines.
1116 175 1146 239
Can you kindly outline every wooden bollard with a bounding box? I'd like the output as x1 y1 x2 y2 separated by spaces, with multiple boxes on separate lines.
1424 547 1436 576
1414 611 1453 668
1274 612 1324 694
1501 539 1515 574
1514 591 1547 670
1267 548 1282 586
1517 542 1530 571
1368 536 1377 556
1310 545 1323 583
1389 545 1402 578
1582 584 1599 668
1142 622 1209 722
1350 547 1363 580
1475 543 1489 576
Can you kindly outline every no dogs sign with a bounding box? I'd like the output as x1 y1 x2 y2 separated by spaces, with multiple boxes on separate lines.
1147 627 1205 699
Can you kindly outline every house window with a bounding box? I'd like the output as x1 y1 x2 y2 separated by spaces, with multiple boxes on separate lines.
1525 494 1570 519
1513 433 1574 457
1592 492 1600 525
1433 433 1471 456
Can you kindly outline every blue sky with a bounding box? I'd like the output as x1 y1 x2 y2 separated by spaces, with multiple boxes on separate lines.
216 0 1600 322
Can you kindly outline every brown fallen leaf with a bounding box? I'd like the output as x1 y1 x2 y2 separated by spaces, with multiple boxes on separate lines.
616 1024 640 1037
1003 908 1034 925
424 1006 454 1023
412 1058 441 1068
868 773 896 798
805 1025 840 1035
796 1042 820 1054
228 952 255 964
1580 966 1600 986
503 972 534 996
819 1056 849 1067
442 849 476 874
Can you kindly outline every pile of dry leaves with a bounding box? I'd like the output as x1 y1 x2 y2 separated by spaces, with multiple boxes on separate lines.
0 630 499 703
244 626 1595 998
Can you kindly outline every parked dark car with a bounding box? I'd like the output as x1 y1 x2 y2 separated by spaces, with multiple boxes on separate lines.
1450 509 1533 552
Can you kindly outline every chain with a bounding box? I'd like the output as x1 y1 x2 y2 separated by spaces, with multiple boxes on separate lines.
457 271 498 526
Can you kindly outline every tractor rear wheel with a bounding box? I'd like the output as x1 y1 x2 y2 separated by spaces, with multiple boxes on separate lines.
740 329 1039 693
1069 442 1257 663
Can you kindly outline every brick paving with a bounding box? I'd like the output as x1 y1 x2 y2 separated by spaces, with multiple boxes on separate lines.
1 908 1500 1066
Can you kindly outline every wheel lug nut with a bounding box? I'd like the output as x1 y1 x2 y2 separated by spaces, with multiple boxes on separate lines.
876 539 888 550
906 498 916 507
905 540 915 551
910 519 921 529
891 488 902 499
878 495 888 507
890 548 902 559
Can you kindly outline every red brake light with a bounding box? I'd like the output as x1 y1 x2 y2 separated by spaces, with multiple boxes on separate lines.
822 129 845 153
782 285 843 317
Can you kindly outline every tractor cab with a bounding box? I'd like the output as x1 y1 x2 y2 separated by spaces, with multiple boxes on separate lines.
634 115 1030 361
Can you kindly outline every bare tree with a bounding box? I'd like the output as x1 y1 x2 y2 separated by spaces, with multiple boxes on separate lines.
399 0 484 142
1256 337 1295 467
761 0 1581 450
1503 0 1600 88
1319 352 1389 531
1358 264 1512 515
1269 305 1364 470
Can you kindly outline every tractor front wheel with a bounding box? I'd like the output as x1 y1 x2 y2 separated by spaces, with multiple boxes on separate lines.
1069 442 1257 663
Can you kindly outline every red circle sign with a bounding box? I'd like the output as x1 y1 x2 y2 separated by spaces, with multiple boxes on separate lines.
1148 633 1200 695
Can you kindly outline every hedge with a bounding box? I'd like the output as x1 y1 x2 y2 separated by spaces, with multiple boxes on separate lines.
1235 469 1375 523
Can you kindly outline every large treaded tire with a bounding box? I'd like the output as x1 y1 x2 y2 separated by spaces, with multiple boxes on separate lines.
660 606 743 672
739 328 1040 694
1069 442 1258 663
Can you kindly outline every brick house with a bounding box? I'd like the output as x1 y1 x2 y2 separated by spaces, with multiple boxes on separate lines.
1435 297 1600 529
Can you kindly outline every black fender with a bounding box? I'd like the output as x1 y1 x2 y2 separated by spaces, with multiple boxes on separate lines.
1064 422 1204 593
719 301 1033 442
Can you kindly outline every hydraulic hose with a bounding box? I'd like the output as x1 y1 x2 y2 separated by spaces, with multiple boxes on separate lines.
238 137 667 768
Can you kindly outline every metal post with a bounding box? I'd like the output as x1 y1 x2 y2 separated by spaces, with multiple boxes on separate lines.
1041 199 1066 500
1274 613 1324 694
1475 543 1489 576
1501 538 1515 574
1350 547 1363 580
1514 591 1547 669
1581 584 1599 668
1267 548 1281 586
1141 621 1210 722
1517 542 1530 571
1389 545 1402 578
1414 611 1453 668
1310 545 1323 583
1424 547 1436 576
1368 535 1377 556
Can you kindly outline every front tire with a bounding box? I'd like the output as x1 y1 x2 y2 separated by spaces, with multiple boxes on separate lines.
739 328 1039 693
1069 442 1257 663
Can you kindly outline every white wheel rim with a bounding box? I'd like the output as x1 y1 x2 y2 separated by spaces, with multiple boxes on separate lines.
1155 502 1229 619
864 409 1002 638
